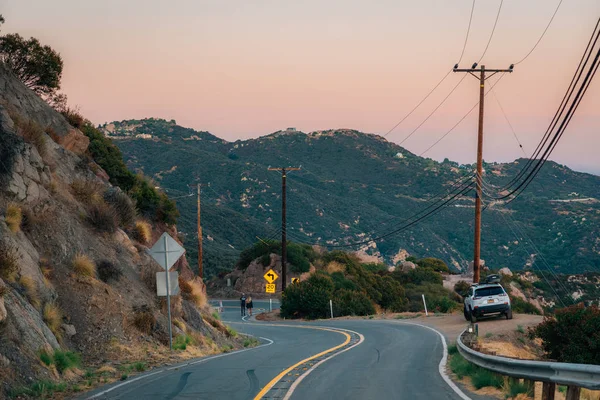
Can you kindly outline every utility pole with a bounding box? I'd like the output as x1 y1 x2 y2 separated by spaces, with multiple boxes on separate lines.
197 183 203 280
268 166 301 291
453 63 513 283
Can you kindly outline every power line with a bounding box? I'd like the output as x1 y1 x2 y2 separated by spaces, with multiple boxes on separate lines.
491 88 527 157
383 0 477 138
419 73 506 157
514 0 564 65
477 0 504 63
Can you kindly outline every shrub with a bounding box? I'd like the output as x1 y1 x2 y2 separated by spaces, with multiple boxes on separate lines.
428 295 459 313
281 272 334 319
375 275 407 312
43 302 62 337
529 304 600 364
404 283 460 313
226 327 238 337
416 257 450 273
471 369 503 389
332 289 375 317
132 309 156 334
393 267 443 285
70 179 103 204
9 380 67 398
133 362 146 372
179 277 206 308
72 254 96 277
173 334 194 350
0 241 19 282
132 220 152 244
5 202 22 233
454 280 471 297
53 350 81 373
104 188 136 227
97 260 122 283
18 119 47 158
61 107 85 129
507 380 532 398
362 263 388 273
39 350 53 366
510 296 541 315
87 201 119 233
19 275 40 308
449 353 477 379
447 343 458 355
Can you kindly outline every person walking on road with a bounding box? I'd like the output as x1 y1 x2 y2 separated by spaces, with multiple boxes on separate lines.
246 296 254 316
240 293 247 317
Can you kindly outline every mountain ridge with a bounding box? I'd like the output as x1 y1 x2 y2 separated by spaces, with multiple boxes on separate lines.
101 118 600 277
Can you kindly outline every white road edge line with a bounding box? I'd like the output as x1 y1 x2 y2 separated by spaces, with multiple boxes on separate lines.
283 327 365 400
86 336 274 399
396 322 472 400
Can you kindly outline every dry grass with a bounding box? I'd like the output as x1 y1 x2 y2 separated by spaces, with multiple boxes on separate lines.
5 203 23 233
132 221 152 244
182 278 207 308
0 241 19 282
87 202 118 233
70 179 103 204
326 261 345 274
132 310 156 335
71 254 96 278
173 319 186 332
18 120 47 158
19 275 40 309
43 302 63 338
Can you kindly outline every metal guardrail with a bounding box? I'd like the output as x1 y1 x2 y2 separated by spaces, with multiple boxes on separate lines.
457 330 600 390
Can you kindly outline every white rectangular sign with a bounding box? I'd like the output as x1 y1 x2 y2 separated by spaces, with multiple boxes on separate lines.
156 272 179 296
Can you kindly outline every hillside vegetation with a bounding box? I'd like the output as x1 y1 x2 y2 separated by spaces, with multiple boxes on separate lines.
104 119 600 277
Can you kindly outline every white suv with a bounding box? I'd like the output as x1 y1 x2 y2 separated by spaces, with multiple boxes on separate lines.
463 283 512 322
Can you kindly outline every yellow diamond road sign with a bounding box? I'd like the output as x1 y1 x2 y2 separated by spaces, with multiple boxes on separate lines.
292 277 300 284
264 269 279 284
265 283 276 293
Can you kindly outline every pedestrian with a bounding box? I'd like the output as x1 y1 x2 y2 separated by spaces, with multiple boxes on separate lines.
246 296 254 316
240 293 247 317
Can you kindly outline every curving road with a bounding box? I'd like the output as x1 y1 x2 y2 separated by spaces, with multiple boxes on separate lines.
84 300 491 400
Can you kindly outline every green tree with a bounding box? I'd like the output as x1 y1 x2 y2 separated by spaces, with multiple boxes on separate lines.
280 272 334 319
529 304 600 364
0 34 63 96
0 15 4 31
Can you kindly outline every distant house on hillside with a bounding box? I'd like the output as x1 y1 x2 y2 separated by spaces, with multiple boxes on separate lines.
286 127 297 132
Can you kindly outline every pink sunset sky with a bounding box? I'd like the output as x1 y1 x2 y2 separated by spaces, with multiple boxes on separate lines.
3 0 600 173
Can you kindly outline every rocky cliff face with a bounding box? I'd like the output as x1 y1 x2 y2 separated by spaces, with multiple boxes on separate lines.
0 64 237 396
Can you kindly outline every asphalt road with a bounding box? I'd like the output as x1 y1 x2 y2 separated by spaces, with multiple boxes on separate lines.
85 300 489 400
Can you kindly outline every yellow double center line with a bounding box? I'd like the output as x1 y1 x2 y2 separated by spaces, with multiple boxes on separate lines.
253 326 351 400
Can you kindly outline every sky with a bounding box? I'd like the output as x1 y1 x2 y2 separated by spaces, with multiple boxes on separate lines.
3 0 600 174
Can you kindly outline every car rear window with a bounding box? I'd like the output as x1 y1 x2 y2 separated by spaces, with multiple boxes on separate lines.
475 286 504 297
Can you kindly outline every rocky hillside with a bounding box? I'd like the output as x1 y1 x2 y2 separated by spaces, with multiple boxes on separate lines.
103 119 600 277
0 65 242 397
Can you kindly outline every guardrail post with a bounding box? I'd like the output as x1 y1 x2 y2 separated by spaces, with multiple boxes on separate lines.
541 382 555 400
565 386 581 400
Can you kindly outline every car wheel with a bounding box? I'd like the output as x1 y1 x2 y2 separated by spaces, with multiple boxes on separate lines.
463 306 470 321
470 309 477 323
506 308 513 320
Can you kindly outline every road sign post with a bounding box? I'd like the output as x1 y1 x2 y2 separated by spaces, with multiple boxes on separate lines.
148 232 186 351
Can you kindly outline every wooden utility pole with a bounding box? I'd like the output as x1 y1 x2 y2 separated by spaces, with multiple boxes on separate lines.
197 183 203 280
268 167 301 291
453 63 513 283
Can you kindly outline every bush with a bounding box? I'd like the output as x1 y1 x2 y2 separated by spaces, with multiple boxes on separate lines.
416 257 450 273
104 188 136 227
454 280 471 297
173 334 194 350
510 296 541 315
97 260 122 283
18 119 47 158
43 302 62 337
281 272 334 319
132 220 152 244
393 267 443 285
87 202 119 233
375 275 407 312
39 350 53 366
0 241 19 282
471 369 503 389
404 283 460 313
449 353 477 379
10 380 67 398
133 309 156 334
19 275 40 308
179 277 206 308
72 254 96 277
5 202 22 233
529 304 600 364
53 350 81 373
61 107 85 129
332 289 375 317
70 179 103 204
507 380 532 398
